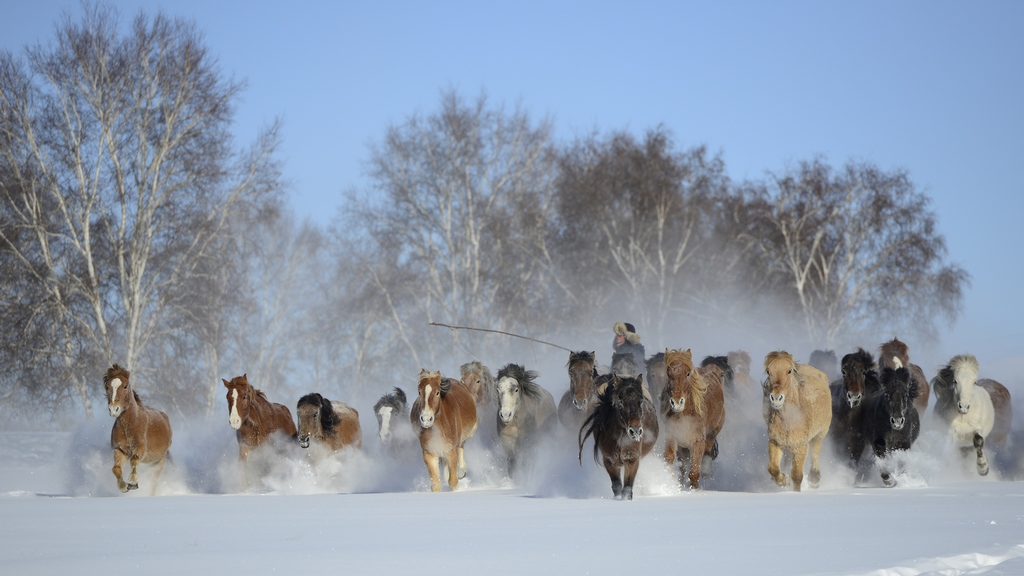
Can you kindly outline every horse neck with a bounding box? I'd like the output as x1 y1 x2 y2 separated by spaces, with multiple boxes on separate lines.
241 389 272 428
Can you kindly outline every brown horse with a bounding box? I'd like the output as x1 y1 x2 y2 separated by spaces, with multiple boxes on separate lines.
558 351 600 431
459 360 496 420
879 338 930 414
296 393 362 452
104 364 172 494
579 374 659 500
410 370 478 492
763 351 832 491
223 374 297 464
660 350 726 489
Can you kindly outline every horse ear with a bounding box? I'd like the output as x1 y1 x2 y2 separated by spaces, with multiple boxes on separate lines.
637 373 644 385
222 378 230 388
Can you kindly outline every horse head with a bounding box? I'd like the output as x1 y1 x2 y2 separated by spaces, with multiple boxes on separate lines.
104 364 137 418
664 349 699 414
374 387 406 444
496 363 540 424
613 374 647 442
809 349 839 381
567 351 598 412
223 374 252 430
728 350 752 378
950 354 980 415
459 361 494 408
880 358 918 430
840 348 875 408
416 370 446 429
296 392 333 449
764 351 799 411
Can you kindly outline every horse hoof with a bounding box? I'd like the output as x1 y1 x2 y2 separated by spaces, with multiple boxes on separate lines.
127 483 139 491
772 473 789 488
882 475 896 488
622 486 633 500
978 463 990 476
118 485 129 493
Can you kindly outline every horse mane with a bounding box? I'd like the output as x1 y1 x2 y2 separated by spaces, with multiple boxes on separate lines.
881 365 919 400
879 338 910 368
611 352 638 376
700 355 734 390
460 360 495 403
298 392 340 433
645 352 665 374
579 375 645 464
764 351 805 388
104 363 143 406
727 350 752 376
496 363 543 401
950 353 979 381
374 387 407 414
665 349 708 417
846 348 875 370
568 351 597 370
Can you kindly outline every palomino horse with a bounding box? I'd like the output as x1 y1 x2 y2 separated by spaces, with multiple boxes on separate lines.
878 338 930 413
828 348 880 464
850 358 920 486
809 349 840 383
579 374 659 500
495 363 557 478
373 387 412 447
223 374 297 464
557 351 600 431
296 393 362 452
763 351 832 491
660 350 726 489
931 354 1012 475
104 364 172 494
410 370 478 491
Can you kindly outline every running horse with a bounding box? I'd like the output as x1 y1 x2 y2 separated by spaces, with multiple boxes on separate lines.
104 364 172 494
410 370 478 491
660 350 726 489
296 393 362 452
878 338 930 414
579 374 659 500
495 363 557 478
223 374 297 464
763 351 832 491
557 351 600 431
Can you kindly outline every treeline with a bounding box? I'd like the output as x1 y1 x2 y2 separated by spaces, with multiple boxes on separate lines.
0 5 967 424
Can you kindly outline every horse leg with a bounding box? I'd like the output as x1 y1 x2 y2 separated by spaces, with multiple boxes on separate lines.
767 439 787 488
807 433 824 489
112 449 129 493
622 459 640 501
602 457 622 499
789 444 808 492
423 451 442 492
689 439 705 490
974 433 989 476
446 447 461 490
457 444 468 480
874 440 894 487
126 454 141 491
702 437 718 482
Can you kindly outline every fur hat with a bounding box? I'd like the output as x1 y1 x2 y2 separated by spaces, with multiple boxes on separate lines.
613 322 641 344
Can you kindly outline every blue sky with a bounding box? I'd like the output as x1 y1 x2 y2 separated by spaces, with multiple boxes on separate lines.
4 1 1023 370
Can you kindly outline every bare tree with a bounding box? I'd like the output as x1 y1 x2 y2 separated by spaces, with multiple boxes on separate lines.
0 4 282 417
747 158 969 347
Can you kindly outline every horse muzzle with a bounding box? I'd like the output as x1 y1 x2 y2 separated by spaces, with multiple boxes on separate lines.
890 416 905 430
499 410 514 424
669 399 685 413
847 392 862 408
228 416 242 430
572 399 588 411
419 415 435 428
958 402 970 414
299 436 311 449
769 394 785 410
627 426 643 442
108 405 121 418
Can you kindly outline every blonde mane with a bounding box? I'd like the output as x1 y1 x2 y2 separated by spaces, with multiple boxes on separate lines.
665 349 708 417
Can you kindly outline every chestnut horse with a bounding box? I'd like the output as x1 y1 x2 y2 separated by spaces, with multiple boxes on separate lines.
410 370 478 491
495 363 557 478
763 351 832 491
931 354 1012 475
296 393 362 452
660 350 726 489
104 364 172 494
558 351 600 431
579 374 659 500
223 374 297 464
878 338 930 413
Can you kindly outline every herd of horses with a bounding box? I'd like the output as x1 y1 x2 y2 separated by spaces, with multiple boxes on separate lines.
101 337 1013 499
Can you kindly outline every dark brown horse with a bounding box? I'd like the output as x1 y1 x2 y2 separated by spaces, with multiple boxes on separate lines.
660 350 726 489
879 338 930 413
296 393 362 452
104 364 172 494
558 351 600 431
223 374 297 464
410 370 478 491
579 374 659 500
828 348 880 464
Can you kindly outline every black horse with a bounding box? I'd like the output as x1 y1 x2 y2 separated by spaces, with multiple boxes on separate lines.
850 362 919 487
700 355 735 391
829 349 880 464
579 374 658 500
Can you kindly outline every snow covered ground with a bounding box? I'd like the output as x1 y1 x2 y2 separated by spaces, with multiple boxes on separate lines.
1 409 1023 575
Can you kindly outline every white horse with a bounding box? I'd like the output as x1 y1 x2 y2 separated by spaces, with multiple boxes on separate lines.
935 354 995 475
